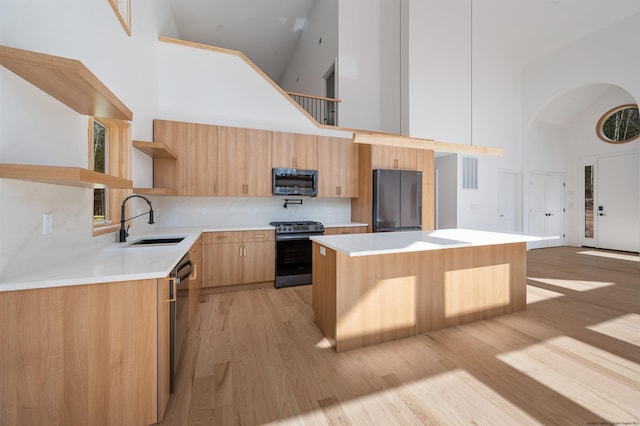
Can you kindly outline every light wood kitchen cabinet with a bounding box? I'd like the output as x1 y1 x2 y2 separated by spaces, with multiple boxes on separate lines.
316 136 359 197
158 277 172 420
241 230 276 283
218 127 272 196
202 230 275 288
272 131 316 169
187 123 218 196
154 120 219 196
0 279 163 425
371 145 417 170
417 150 435 229
324 226 368 235
154 120 188 195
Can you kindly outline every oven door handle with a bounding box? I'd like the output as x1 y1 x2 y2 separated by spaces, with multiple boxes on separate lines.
275 233 323 241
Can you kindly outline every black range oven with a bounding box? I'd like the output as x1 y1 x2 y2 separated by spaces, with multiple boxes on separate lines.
270 221 324 288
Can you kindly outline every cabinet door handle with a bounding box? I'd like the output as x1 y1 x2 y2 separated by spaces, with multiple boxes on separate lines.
393 159 399 168
253 234 265 239
214 183 217 195
336 186 341 196
217 235 228 240
243 247 247 256
239 246 243 257
190 263 198 281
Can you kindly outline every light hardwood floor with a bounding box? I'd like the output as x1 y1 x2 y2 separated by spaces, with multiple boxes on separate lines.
156 247 640 425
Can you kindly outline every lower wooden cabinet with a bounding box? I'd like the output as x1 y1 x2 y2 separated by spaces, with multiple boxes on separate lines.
0 279 163 425
202 230 275 288
324 226 368 235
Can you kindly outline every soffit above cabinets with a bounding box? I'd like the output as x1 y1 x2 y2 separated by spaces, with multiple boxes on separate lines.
352 132 504 157
0 44 132 121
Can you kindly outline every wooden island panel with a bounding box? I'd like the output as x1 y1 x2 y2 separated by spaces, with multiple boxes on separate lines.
312 242 527 352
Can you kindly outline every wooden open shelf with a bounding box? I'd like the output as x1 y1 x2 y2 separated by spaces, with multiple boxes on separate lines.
0 163 133 189
0 45 132 120
133 141 177 159
133 187 177 196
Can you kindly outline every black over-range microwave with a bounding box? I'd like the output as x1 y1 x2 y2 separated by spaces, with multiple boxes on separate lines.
272 168 318 196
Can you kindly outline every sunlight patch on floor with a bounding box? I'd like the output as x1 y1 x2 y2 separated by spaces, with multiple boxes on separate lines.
400 369 539 425
497 335 640 422
578 250 640 262
587 313 640 346
314 338 333 349
527 277 615 292
526 284 565 304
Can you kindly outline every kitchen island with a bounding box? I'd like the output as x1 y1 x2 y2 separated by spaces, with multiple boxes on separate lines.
310 229 548 352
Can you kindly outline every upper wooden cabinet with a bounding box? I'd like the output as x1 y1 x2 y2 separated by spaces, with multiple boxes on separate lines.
371 145 417 170
316 136 359 197
187 123 218 196
272 132 316 169
218 127 272 196
153 120 218 196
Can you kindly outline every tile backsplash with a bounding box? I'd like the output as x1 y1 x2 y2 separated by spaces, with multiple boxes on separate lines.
155 196 352 227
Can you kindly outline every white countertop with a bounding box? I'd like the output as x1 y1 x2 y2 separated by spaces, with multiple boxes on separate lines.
310 228 550 257
0 222 368 292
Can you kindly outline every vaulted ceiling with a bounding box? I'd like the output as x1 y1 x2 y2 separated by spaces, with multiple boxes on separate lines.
166 0 316 84
166 0 640 114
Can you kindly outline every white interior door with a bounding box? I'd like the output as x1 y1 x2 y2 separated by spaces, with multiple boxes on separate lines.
545 174 565 248
528 173 565 248
498 171 519 232
596 153 639 252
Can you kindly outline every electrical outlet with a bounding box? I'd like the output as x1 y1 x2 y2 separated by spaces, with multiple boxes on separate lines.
42 212 53 235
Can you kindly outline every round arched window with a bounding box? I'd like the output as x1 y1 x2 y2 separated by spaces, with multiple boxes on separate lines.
597 104 640 144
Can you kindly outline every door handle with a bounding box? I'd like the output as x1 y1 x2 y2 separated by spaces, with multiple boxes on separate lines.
599 213 606 216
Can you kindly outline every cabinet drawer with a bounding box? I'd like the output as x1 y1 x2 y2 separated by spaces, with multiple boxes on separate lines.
325 226 368 235
202 231 242 244
242 230 274 242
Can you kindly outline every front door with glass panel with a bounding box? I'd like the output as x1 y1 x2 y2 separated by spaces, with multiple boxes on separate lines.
595 153 639 252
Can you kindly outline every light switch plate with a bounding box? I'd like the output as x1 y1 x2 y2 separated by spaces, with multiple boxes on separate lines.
320 246 326 256
43 212 53 235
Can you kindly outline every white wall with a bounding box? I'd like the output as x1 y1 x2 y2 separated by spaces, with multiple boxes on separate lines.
468 0 531 230
337 0 401 133
0 0 176 279
407 0 471 145
279 0 338 96
157 41 352 138
522 13 640 248
155 39 355 230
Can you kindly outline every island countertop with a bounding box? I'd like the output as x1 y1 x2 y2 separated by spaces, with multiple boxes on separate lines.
310 228 549 257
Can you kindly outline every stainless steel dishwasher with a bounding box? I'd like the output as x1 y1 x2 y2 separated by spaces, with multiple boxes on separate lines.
170 253 193 393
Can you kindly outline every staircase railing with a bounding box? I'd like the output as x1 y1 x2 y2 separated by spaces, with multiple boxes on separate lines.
286 92 340 126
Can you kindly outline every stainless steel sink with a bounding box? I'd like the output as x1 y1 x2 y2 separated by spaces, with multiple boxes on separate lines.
126 236 186 247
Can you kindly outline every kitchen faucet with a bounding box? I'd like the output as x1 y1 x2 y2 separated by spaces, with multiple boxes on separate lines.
119 194 155 242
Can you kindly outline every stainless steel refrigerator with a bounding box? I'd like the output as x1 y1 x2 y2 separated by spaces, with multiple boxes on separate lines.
372 169 422 232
